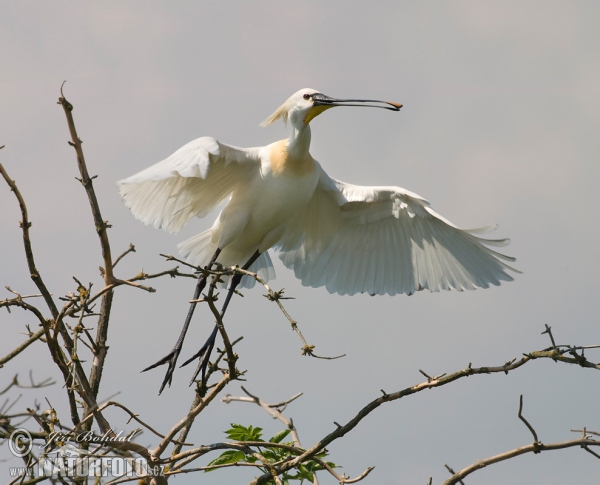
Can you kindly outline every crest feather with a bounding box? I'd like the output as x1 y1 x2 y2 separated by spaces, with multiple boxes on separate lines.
260 100 290 127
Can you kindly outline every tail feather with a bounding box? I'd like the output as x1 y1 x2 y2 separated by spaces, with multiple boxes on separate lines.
178 229 216 268
243 252 276 289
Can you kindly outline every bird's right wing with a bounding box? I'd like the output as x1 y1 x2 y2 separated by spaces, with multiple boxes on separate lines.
277 164 519 296
118 137 261 233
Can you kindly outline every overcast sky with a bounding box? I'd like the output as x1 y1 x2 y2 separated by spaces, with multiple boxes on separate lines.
2 2 599 483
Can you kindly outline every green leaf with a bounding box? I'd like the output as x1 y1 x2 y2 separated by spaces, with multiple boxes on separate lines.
269 429 292 443
205 450 246 472
225 423 264 442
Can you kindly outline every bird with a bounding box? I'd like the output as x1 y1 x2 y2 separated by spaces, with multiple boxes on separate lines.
118 88 518 394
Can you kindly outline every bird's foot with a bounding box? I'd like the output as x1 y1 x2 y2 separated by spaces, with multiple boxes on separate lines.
180 324 219 387
142 346 182 395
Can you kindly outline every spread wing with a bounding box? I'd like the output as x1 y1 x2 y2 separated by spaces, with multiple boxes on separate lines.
118 137 261 233
277 164 519 296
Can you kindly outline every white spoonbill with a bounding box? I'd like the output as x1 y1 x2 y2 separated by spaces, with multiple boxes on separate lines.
118 88 518 393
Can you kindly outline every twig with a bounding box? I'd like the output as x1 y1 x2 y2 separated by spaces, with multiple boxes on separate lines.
310 456 374 484
572 428 600 438
113 243 136 268
151 373 232 458
158 257 344 360
0 373 55 395
171 337 244 458
0 164 81 421
233 266 345 360
160 253 201 271
442 436 600 484
0 164 58 318
167 441 304 470
517 395 539 445
58 85 114 285
444 464 464 485
4 286 45 300
205 279 239 379
225 387 304 447
541 324 557 349
84 267 195 307
0 328 46 366
77 400 191 446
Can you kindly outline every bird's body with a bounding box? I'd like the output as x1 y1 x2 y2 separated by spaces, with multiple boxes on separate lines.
209 138 319 270
119 88 518 392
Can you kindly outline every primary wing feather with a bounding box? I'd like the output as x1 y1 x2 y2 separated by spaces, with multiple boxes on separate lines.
118 137 261 233
277 165 518 296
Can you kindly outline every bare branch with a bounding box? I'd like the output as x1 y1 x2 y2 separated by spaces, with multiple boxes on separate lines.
444 464 464 485
160 253 201 271
310 456 374 484
0 328 45 366
4 286 45 300
0 164 58 319
58 90 118 435
0 373 54 396
541 323 557 349
442 436 600 484
151 373 232 458
572 428 600 438
113 243 136 268
228 265 345 360
58 90 114 285
224 387 304 447
167 440 304 471
205 280 239 379
249 342 600 484
84 267 195 307
77 400 192 446
171 337 243 459
517 395 539 445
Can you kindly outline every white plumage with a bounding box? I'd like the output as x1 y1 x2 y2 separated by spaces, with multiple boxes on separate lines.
119 88 517 296
120 88 519 393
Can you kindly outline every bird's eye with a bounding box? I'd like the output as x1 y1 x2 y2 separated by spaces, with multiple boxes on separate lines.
303 93 311 100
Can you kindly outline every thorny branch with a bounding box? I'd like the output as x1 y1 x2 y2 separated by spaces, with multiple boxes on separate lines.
0 324 45 368
248 342 600 484
161 253 344 361
442 397 600 484
59 86 116 430
1 92 197 470
1 161 82 425
0 372 55 395
0 164 58 319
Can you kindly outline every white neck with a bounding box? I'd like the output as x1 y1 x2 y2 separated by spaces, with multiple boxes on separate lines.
286 121 311 159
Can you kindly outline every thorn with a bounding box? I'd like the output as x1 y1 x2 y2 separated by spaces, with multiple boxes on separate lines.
541 323 557 349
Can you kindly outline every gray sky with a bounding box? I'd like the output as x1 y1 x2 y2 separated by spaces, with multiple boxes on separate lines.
2 1 599 483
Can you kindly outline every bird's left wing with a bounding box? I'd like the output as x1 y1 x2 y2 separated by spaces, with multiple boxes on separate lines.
118 137 261 233
277 164 519 296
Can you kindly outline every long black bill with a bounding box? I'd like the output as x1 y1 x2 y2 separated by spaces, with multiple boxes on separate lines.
312 93 402 111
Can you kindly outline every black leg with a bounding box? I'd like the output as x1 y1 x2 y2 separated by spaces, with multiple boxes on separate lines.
142 248 221 395
182 250 261 386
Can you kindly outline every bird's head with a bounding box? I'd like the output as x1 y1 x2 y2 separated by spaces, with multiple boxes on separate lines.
260 88 402 128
